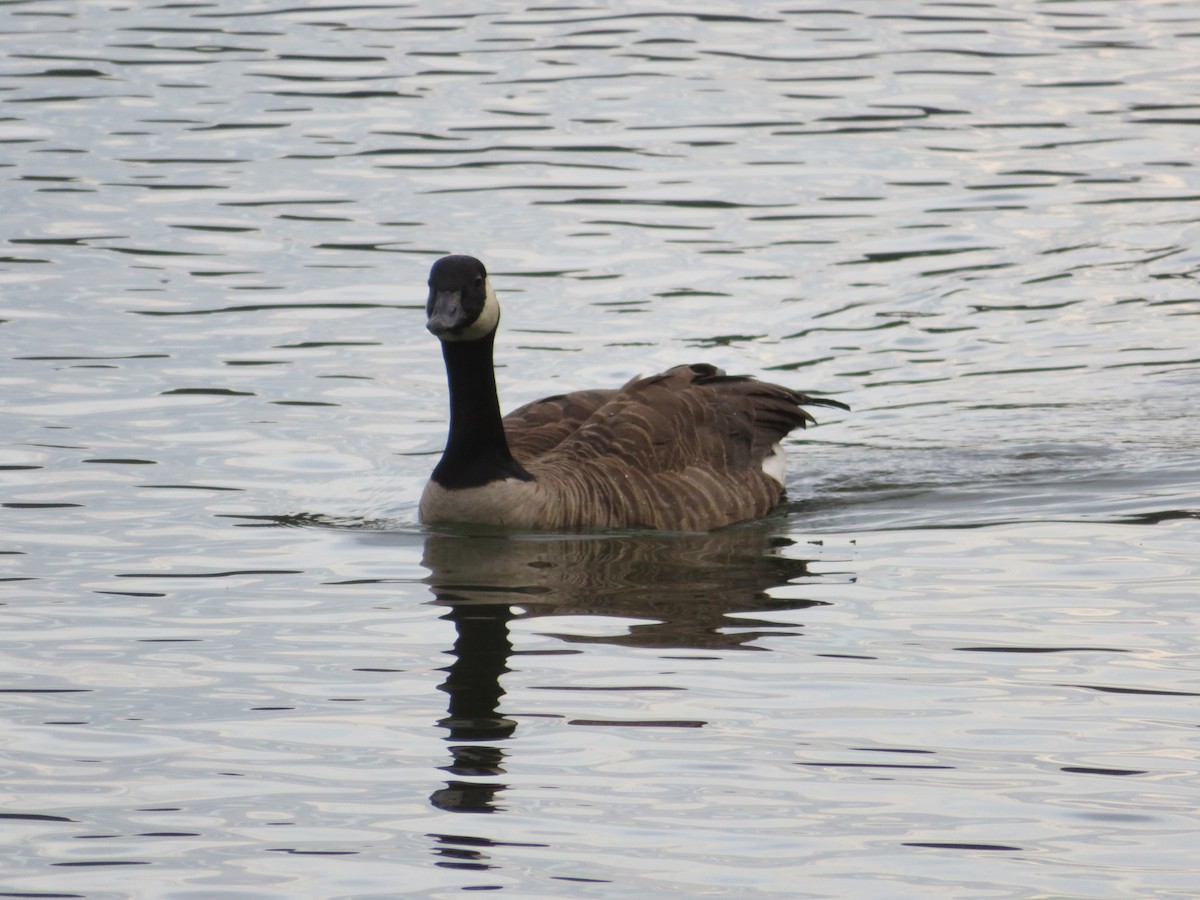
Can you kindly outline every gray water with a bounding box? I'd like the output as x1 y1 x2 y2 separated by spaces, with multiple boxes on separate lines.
2 1 1199 897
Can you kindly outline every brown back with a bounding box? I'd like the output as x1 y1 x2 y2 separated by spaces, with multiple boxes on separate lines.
500 364 827 530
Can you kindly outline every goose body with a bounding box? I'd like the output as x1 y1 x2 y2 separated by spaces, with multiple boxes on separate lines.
418 255 847 532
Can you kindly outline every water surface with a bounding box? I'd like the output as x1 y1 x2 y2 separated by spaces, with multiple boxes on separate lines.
2 2 1198 897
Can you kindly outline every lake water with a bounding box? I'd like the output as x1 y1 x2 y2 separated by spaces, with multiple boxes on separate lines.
2 1 1199 896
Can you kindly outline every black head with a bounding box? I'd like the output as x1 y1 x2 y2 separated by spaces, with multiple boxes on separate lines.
426 255 498 342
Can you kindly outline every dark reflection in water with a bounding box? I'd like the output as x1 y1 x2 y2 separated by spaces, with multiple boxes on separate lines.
419 526 832 813
430 602 515 814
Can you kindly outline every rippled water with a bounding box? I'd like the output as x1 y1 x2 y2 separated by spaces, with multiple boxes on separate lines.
3 2 1199 897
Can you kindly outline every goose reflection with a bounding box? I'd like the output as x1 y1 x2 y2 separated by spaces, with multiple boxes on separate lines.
422 526 832 813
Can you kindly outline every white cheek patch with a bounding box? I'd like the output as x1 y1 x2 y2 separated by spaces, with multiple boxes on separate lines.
441 277 501 342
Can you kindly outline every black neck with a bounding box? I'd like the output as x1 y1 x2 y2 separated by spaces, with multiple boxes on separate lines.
432 332 532 489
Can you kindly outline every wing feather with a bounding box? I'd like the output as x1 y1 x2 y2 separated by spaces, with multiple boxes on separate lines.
503 364 846 530
503 388 618 460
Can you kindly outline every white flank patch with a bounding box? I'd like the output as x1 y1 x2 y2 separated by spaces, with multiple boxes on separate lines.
761 442 787 486
442 276 501 342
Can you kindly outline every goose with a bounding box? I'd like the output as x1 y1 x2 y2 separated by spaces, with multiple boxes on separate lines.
418 254 848 532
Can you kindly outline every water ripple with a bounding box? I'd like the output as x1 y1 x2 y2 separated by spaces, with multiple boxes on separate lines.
3 1 1199 895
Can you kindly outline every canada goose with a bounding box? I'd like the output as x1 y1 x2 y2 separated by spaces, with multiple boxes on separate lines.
419 254 848 531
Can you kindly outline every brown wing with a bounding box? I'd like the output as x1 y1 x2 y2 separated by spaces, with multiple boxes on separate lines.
536 364 827 467
515 364 846 531
503 388 618 461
